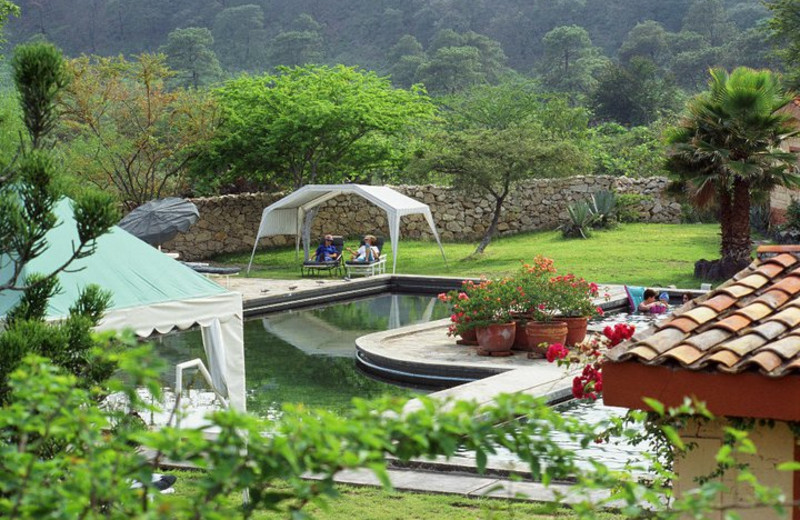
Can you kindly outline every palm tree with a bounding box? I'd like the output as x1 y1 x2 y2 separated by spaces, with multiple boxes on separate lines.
666 67 799 280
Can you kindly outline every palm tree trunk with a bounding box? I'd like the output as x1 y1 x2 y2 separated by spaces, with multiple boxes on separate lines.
721 177 752 277
718 183 733 261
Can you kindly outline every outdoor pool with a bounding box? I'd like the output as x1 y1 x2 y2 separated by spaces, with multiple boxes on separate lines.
154 293 450 419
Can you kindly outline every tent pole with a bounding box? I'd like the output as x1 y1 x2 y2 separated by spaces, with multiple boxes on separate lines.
246 236 260 274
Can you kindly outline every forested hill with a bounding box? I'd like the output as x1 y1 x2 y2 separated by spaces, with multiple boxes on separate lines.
5 0 772 92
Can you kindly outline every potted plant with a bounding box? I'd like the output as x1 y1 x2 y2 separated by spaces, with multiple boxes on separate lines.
513 256 567 356
439 278 519 354
549 274 606 346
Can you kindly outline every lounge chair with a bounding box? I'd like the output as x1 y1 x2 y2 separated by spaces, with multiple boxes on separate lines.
345 236 386 277
301 236 344 277
624 285 645 313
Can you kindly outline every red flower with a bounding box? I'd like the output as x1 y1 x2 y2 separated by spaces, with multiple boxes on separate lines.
546 343 569 363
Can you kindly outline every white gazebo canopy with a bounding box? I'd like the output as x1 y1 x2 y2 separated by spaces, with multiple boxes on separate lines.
247 184 446 274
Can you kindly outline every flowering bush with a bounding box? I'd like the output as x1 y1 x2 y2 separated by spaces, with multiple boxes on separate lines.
515 256 606 321
550 274 605 318
438 278 523 336
545 323 635 400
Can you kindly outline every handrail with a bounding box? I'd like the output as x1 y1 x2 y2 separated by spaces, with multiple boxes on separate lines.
174 358 229 429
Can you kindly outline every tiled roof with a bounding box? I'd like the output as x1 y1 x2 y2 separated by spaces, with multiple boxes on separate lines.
606 251 800 378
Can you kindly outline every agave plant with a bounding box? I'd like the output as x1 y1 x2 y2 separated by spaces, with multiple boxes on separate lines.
589 189 617 229
560 201 597 239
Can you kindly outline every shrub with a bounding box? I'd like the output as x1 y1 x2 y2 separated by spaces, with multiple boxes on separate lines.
560 200 597 238
616 193 652 223
588 189 617 229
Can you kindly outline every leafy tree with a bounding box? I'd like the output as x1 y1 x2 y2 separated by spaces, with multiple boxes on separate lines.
159 27 223 89
387 34 425 88
765 0 800 89
681 0 733 47
212 4 267 72
538 25 608 97
412 83 590 254
592 58 683 126
57 53 218 207
268 13 325 68
586 122 669 177
197 64 436 192
666 67 800 279
618 20 670 66
415 30 508 95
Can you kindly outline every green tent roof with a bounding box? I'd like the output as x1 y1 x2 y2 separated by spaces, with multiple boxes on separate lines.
0 198 227 318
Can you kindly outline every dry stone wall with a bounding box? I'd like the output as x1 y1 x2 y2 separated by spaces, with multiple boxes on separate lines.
164 176 681 261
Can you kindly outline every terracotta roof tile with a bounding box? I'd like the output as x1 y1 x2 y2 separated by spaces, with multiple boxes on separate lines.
765 253 799 267
661 317 701 333
704 349 741 368
717 333 768 356
750 320 789 340
605 253 800 379
736 274 770 289
661 345 704 365
766 306 800 328
771 275 800 296
733 303 773 322
638 328 687 354
701 294 737 312
758 335 800 359
713 314 752 333
754 262 787 279
683 328 733 351
717 284 757 299
735 351 783 373
752 290 792 309
618 345 659 362
680 306 719 325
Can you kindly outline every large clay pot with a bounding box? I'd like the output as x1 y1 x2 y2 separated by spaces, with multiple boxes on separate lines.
513 319 535 351
457 328 478 345
524 320 568 357
475 322 516 353
562 316 589 346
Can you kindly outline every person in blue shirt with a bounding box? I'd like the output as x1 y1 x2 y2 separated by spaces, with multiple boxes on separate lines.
314 235 340 262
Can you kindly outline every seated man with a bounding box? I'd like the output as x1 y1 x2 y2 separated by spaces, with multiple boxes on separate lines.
346 234 380 262
314 234 340 262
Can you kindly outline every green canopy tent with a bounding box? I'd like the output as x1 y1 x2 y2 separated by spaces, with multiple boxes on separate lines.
0 199 246 412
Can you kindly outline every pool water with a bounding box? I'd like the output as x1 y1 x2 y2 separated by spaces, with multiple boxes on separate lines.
155 293 450 418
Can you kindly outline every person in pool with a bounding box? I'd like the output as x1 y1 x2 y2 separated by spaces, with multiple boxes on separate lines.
639 289 667 314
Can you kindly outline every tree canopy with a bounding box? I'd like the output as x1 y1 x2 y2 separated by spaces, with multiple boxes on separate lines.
195 64 436 192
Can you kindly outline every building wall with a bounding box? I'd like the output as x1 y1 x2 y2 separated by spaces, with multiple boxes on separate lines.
772 100 800 224
673 419 795 520
163 176 682 261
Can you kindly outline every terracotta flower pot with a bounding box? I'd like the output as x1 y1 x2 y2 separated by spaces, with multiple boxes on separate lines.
562 316 589 346
524 320 568 358
456 328 478 345
475 322 516 353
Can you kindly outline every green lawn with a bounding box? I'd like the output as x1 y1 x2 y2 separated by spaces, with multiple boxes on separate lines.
172 474 622 519
220 223 721 288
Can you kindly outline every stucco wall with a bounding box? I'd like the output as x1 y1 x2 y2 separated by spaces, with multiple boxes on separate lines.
164 176 682 261
673 419 795 520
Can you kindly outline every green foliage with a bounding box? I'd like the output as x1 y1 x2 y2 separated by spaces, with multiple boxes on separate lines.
560 200 597 239
58 53 219 206
11 42 68 149
585 122 670 177
588 189 617 229
538 25 609 99
666 66 800 271
196 65 436 193
160 27 224 89
765 0 800 89
785 198 800 231
616 193 653 223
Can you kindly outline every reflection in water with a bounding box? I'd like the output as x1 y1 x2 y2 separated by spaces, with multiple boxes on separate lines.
154 294 449 422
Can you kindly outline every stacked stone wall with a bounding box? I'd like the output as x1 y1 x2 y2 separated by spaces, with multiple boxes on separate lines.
164 176 681 261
